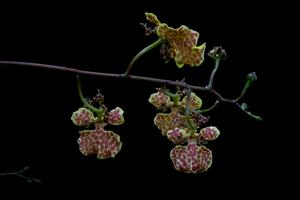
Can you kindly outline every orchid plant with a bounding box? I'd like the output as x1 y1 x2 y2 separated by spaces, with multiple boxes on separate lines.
0 12 261 181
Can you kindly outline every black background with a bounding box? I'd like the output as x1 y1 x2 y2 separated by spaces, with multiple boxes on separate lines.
0 0 291 197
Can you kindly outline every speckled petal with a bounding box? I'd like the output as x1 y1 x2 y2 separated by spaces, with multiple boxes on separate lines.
170 139 212 173
71 107 97 126
148 91 171 109
154 108 187 136
199 126 220 141
167 128 187 144
182 92 202 109
78 123 122 159
157 24 206 68
107 107 124 125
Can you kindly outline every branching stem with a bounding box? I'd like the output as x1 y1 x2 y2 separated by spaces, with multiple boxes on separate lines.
0 59 260 120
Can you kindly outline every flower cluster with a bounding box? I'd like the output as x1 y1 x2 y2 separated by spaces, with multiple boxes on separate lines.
149 88 220 173
64 12 259 174
71 96 124 159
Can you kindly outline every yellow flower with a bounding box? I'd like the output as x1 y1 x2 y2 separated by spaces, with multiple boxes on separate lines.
145 12 206 68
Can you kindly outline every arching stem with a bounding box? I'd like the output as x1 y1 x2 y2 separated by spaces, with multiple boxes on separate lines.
124 38 163 75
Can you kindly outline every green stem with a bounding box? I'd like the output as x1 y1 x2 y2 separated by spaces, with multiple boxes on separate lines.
77 75 102 114
234 72 257 102
185 88 192 115
207 58 220 89
236 103 262 121
185 116 197 134
183 89 198 134
124 38 163 75
200 100 219 113
164 90 180 104
234 81 250 102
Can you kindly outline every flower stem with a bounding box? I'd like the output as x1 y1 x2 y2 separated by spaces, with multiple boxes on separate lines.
77 75 102 114
207 58 220 89
236 103 262 121
200 100 219 113
184 88 192 115
0 61 260 120
234 81 250 102
234 72 257 102
124 38 163 75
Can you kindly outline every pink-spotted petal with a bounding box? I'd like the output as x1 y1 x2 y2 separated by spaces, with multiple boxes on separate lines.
181 92 202 109
170 139 212 173
167 128 187 144
157 24 206 68
200 126 220 141
148 91 171 109
71 107 97 126
154 108 187 136
78 123 122 159
108 107 124 125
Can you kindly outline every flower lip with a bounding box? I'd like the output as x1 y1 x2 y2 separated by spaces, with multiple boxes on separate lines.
170 139 213 173
78 123 122 159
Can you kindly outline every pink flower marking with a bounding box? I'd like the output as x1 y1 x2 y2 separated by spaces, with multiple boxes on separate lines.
107 107 124 125
181 92 202 109
145 12 206 68
157 24 206 68
170 139 212 173
71 107 97 126
148 91 171 109
154 108 187 136
200 126 220 141
167 128 187 144
77 123 122 159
